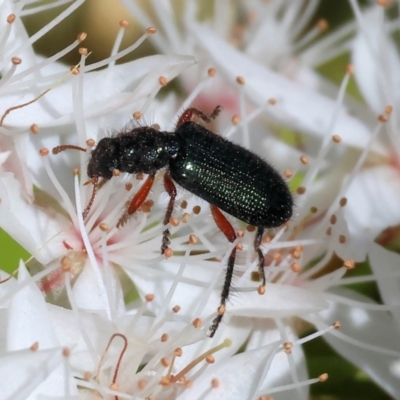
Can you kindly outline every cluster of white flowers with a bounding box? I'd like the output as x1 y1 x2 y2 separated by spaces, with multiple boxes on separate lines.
0 0 400 399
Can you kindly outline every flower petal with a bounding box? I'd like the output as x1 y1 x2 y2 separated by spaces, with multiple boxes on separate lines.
369 242 400 329
0 172 79 264
311 287 400 398
188 22 375 152
7 260 59 351
176 341 280 400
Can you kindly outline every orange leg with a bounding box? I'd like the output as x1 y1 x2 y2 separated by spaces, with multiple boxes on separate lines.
117 173 155 227
161 173 177 254
177 105 222 127
209 205 237 337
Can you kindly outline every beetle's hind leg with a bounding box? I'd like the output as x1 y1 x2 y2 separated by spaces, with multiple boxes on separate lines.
254 227 266 291
161 173 177 254
209 205 237 337
177 105 222 127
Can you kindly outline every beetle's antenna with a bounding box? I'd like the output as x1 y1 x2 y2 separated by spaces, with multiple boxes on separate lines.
52 145 87 154
82 176 99 219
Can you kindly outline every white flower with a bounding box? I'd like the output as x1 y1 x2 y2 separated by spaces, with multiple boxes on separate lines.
345 3 400 248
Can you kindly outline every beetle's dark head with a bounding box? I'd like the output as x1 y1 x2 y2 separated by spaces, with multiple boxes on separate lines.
87 137 120 180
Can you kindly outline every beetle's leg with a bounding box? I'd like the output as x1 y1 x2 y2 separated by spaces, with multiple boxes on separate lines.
254 227 266 289
177 105 222 127
117 172 155 228
209 205 237 337
161 173 177 254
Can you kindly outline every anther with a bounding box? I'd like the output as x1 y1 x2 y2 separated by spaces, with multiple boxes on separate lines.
83 372 92 381
78 47 88 56
332 134 341 143
133 111 142 119
182 213 189 223
180 200 188 209
300 155 308 165
192 205 201 215
151 123 160 131
236 242 243 251
61 256 71 272
258 285 266 295
172 305 181 313
185 381 193 388
11 57 21 65
86 138 95 147
137 380 146 389
296 186 306 195
189 234 197 244
284 169 293 179
30 124 39 134
30 342 39 351
161 333 169 342
343 259 355 269
99 223 109 232
174 348 183 357
339 235 346 244
291 263 300 273
268 98 277 105
70 66 80 75
237 229 244 238
259 397 273 400
7 14 16 23
236 76 245 85
211 378 219 388
246 225 256 232
192 318 202 328
169 217 179 226
377 0 390 6
136 172 144 180
339 197 347 207
385 105 393 114
146 27 157 34
273 252 282 262
310 206 318 214
333 321 341 329
284 342 293 351
164 248 173 258
112 169 120 177
159 377 170 386
77 32 87 42
330 215 337 225
345 64 354 75
119 20 129 28
159 76 168 86
262 235 271 243
161 357 170 367
145 294 155 302
231 115 240 125
72 168 79 176
217 305 225 315
206 355 215 364
319 373 329 382
316 19 328 32
39 148 49 156
62 348 71 357
378 114 388 122
208 68 216 77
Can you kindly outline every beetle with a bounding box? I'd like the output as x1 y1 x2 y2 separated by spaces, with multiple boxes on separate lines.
56 106 293 337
